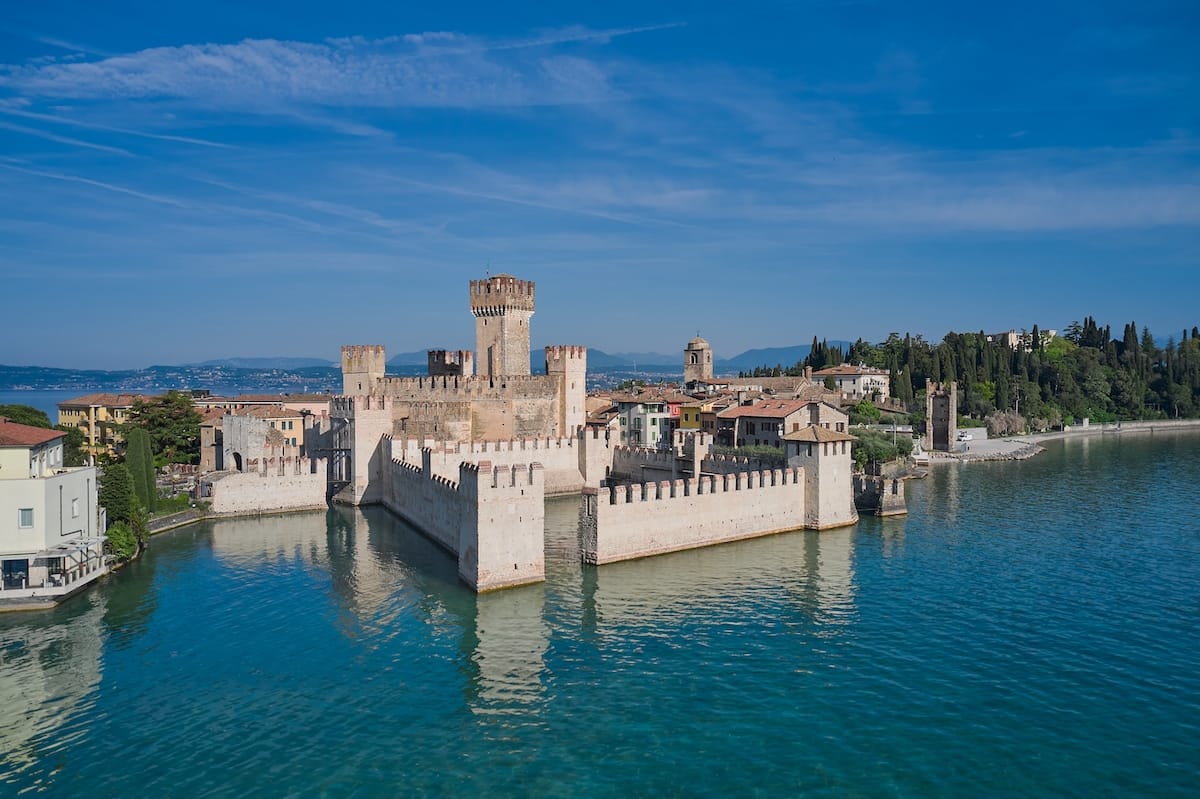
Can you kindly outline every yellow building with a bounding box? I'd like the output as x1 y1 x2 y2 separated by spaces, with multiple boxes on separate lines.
57 393 151 460
681 398 724 433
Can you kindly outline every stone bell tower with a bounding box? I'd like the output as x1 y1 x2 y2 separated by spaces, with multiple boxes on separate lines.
683 336 713 384
470 274 534 377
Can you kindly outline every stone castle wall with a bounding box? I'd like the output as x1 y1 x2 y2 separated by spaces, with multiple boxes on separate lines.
580 467 806 565
390 434 589 496
380 442 545 591
205 455 328 515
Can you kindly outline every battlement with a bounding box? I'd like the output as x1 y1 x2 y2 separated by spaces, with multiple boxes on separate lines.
544 345 586 361
341 344 386 369
605 467 800 504
469 274 536 314
396 435 578 456
242 455 328 476
377 373 561 398
428 349 474 377
479 461 544 490
331 395 393 415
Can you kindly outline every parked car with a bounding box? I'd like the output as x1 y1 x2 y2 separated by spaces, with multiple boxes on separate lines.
956 431 973 441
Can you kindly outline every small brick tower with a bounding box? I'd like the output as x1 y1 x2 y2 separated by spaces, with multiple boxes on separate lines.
470 274 535 378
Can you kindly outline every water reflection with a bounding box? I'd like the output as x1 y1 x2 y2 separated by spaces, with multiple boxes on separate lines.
205 508 461 631
0 595 106 783
579 525 859 631
458 584 549 715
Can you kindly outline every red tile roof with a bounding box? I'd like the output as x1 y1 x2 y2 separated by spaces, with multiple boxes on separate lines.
716 399 813 419
57 393 152 408
782 425 857 443
812 364 888 376
0 417 66 447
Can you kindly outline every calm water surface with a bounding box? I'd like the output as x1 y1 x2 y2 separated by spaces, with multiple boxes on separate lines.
2 432 1198 797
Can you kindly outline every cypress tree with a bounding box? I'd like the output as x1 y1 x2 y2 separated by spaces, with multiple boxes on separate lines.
99 463 135 525
125 427 156 512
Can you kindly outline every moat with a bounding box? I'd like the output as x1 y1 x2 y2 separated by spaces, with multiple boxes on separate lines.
2 432 1198 797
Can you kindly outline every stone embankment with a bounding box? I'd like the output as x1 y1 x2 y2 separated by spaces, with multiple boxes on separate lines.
931 418 1200 465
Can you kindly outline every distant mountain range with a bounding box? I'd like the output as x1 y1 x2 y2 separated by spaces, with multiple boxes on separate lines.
188 357 336 369
0 342 853 394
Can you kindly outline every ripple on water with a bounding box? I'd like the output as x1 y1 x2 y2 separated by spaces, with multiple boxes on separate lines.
0 434 1198 797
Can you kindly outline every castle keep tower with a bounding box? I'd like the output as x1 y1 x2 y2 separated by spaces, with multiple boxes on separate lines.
684 336 713 384
471 274 534 378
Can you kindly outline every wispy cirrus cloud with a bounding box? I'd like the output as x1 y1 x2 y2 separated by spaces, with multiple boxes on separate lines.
0 28 665 110
0 118 132 155
0 106 234 147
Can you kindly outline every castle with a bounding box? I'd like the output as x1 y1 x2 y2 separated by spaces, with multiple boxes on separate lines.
341 274 586 443
207 273 860 593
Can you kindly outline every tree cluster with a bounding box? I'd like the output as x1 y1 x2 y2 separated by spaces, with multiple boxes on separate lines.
124 390 202 466
835 320 1200 425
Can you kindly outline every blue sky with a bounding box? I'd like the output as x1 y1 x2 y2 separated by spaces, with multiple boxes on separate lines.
1 1 1197 369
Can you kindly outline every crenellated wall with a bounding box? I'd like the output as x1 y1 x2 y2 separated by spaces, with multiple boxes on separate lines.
204 455 329 515
380 441 545 591
390 433 592 495
579 467 807 565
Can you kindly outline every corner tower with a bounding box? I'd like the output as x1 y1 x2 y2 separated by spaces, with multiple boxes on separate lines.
470 274 534 377
683 336 713 384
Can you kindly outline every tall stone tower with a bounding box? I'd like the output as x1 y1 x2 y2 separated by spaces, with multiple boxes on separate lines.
925 380 958 452
341 345 386 396
683 336 713 384
545 345 588 434
470 274 534 377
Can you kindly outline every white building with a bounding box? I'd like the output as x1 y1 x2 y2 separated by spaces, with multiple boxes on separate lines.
610 391 673 447
812 364 891 401
0 418 106 601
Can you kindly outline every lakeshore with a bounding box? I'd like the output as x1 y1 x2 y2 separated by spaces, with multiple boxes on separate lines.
925 418 1200 464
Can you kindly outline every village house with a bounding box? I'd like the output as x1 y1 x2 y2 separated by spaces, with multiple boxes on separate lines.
716 399 849 448
812 364 891 402
0 418 105 601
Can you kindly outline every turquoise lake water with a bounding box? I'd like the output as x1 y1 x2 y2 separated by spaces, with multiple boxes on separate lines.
2 432 1198 797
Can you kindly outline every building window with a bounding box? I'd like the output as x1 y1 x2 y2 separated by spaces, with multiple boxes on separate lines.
18 508 34 528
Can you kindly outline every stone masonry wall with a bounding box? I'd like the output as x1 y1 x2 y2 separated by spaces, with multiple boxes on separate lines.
380 443 546 592
207 456 328 515
390 435 586 495
580 467 806 566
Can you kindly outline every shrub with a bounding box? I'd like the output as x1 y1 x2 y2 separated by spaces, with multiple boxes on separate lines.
105 522 138 561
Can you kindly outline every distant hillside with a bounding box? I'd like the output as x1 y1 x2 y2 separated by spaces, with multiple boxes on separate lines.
716 342 853 374
582 350 678 369
387 350 437 367
191 357 335 369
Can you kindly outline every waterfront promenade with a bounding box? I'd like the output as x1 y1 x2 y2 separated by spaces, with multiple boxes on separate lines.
930 418 1200 463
